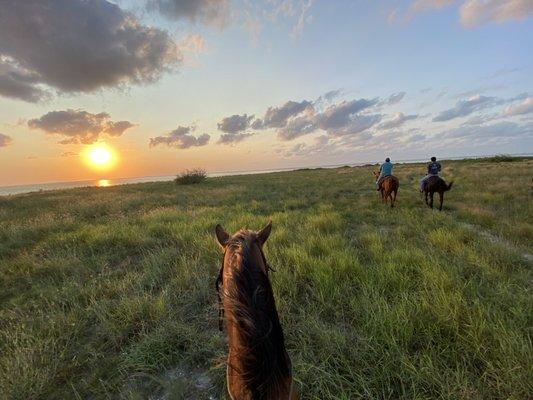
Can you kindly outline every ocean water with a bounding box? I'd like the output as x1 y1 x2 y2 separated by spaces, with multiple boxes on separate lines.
0 167 300 196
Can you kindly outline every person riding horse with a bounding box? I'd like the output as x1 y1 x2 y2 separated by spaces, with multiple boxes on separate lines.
376 157 393 191
420 156 441 192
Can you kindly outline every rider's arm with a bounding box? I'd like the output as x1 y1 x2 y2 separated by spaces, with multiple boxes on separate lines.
437 163 442 172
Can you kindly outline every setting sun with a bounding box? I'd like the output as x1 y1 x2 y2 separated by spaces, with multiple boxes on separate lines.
84 144 116 171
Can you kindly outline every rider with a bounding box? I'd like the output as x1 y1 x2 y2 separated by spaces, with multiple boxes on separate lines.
376 157 393 191
420 156 441 191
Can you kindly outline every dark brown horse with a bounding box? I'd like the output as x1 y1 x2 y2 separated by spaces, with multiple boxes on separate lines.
373 171 399 208
215 221 298 400
423 176 453 211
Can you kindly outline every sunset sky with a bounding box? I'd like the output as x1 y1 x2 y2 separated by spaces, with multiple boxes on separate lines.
0 0 532 186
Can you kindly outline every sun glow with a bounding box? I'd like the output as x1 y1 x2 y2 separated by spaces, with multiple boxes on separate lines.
84 144 117 171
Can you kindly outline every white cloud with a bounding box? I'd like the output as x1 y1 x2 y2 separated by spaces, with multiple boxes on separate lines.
504 97 533 116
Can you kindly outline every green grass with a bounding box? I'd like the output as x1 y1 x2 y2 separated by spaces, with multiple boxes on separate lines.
0 158 532 399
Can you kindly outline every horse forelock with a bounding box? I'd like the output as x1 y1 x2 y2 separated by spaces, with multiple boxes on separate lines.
221 230 290 399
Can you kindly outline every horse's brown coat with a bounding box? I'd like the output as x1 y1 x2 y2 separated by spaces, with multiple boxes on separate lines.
215 222 298 400
373 171 399 208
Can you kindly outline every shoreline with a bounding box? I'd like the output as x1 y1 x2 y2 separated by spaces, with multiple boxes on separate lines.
1 153 531 197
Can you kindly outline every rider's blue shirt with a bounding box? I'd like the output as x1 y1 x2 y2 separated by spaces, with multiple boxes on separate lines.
380 161 393 176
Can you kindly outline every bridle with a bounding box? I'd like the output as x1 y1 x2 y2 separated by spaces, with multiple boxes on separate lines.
215 238 275 332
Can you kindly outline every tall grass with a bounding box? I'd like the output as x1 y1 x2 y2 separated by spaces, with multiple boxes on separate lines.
0 158 531 399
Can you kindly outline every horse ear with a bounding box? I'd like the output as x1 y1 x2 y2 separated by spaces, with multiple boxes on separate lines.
215 224 230 248
257 220 272 246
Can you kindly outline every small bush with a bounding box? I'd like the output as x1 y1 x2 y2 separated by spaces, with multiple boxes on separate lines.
174 169 207 185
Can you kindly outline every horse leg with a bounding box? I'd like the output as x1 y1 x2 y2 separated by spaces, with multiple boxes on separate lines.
424 191 428 205
391 189 397 208
439 192 444 211
429 192 434 209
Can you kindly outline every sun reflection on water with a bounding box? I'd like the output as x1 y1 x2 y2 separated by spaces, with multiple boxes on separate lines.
97 179 110 187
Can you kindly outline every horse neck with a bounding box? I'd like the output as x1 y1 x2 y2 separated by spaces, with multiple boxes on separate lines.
223 239 291 398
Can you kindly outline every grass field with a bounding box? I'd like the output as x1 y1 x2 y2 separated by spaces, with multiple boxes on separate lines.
1 157 532 400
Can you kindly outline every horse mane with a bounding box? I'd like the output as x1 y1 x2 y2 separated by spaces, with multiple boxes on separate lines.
223 230 290 399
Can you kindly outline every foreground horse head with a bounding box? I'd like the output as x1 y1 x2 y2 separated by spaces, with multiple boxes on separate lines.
423 176 453 211
215 221 297 400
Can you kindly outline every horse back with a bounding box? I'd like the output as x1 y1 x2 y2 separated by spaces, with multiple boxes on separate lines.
383 175 399 190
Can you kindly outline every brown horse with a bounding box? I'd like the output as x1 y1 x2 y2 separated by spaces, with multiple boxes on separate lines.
373 171 399 208
215 221 298 400
422 176 453 211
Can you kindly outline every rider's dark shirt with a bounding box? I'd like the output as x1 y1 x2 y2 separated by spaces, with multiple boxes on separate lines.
427 162 441 175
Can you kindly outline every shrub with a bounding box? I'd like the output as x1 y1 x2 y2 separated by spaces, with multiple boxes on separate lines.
174 169 207 185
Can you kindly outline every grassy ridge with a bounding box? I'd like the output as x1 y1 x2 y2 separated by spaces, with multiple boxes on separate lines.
0 158 531 399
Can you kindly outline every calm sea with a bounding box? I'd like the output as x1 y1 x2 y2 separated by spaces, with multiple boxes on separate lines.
1 154 530 196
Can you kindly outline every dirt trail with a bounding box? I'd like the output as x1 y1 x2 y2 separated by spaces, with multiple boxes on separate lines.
454 219 532 263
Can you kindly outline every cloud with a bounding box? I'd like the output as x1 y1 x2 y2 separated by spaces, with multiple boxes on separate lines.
328 114 383 137
386 92 406 105
504 97 533 116
441 121 532 140
291 0 315 38
260 100 313 128
0 0 180 101
378 112 419 129
391 0 455 23
178 34 208 65
277 114 318 140
217 114 255 133
150 125 210 149
433 95 499 121
390 0 532 27
315 98 379 130
0 59 49 102
146 0 230 27
28 110 136 144
0 133 13 147
61 151 78 157
218 132 254 144
460 0 533 27
433 93 529 121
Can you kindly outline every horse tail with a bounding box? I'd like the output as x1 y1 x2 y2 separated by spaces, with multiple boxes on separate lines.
445 181 453 191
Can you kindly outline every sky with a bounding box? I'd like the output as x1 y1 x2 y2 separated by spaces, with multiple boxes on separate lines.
0 0 532 186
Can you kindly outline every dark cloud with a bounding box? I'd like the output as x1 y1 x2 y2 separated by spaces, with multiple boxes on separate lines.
218 132 254 144
378 112 418 130
0 60 48 102
150 126 210 149
28 110 135 144
217 114 255 133
328 114 382 137
261 100 313 128
0 0 180 101
146 0 229 26
277 114 317 141
218 94 389 145
0 133 13 147
315 98 378 130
